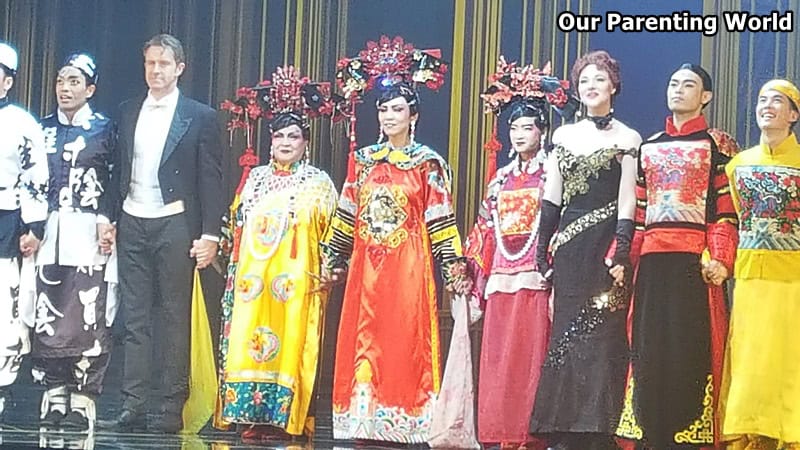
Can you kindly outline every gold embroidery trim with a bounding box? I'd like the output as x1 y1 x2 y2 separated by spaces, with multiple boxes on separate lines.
673 374 714 445
330 215 354 235
616 377 643 439
551 201 617 254
557 146 633 205
430 225 459 244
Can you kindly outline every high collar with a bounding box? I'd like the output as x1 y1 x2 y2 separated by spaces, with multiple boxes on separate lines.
57 103 93 126
0 96 8 110
665 114 708 136
760 132 799 157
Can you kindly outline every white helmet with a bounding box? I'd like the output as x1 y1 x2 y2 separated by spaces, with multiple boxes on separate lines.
0 42 18 75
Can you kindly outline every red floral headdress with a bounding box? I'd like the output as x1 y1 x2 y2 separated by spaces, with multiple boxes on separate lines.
480 57 578 181
221 66 345 193
335 35 449 156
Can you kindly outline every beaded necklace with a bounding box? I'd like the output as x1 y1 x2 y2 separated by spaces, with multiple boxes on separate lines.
244 160 311 261
487 154 543 262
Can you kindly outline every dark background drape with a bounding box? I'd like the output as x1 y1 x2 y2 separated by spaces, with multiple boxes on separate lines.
1 0 797 440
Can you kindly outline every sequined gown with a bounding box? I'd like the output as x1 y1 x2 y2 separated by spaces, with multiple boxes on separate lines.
530 145 634 438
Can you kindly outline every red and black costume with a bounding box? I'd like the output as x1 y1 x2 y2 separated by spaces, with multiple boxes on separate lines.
616 115 739 449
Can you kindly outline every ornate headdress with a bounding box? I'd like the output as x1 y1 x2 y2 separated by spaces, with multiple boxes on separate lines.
335 35 449 153
480 57 579 181
221 65 343 193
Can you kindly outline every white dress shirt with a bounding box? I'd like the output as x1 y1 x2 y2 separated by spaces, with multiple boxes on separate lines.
121 89 218 242
122 88 185 218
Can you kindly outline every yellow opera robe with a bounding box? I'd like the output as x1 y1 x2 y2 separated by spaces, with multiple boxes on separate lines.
216 163 337 435
721 134 800 445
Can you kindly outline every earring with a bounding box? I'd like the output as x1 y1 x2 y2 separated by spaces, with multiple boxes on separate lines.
508 148 517 159
377 127 384 144
410 122 416 145
540 133 546 151
303 145 309 166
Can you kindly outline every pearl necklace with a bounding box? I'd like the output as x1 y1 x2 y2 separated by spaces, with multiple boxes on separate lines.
487 156 542 262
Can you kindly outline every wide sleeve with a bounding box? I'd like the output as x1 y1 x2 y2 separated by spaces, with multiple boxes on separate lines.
18 117 49 239
422 159 467 287
706 129 740 272
463 179 497 302
320 153 359 272
316 172 339 246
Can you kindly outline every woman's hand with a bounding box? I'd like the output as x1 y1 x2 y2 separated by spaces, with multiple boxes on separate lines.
608 263 626 287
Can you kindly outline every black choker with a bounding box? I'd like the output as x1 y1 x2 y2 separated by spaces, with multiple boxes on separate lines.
587 111 613 130
0 97 8 110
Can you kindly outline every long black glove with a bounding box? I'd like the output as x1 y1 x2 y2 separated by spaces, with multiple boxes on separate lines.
606 218 635 311
611 219 634 268
535 199 561 281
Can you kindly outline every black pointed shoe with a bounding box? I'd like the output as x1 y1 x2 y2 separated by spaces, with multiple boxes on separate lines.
60 410 89 431
96 410 146 432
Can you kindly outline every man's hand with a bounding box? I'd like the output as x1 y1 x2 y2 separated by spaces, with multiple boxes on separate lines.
19 232 41 258
701 259 729 286
97 223 116 255
190 239 219 270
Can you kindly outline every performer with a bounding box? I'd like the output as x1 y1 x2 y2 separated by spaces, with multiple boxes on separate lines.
0 41 49 418
215 66 338 440
721 79 800 450
320 35 470 444
467 57 575 450
101 33 224 433
530 50 641 450
615 64 739 450
32 53 116 432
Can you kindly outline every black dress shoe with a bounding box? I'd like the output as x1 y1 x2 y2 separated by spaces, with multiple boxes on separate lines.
97 410 147 431
149 413 182 434
40 409 66 428
60 410 90 431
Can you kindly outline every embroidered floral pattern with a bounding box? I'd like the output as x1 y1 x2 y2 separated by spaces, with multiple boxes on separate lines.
358 184 409 248
269 273 295 303
253 214 288 249
641 142 711 225
236 274 264 302
220 381 294 428
497 187 541 235
556 145 635 205
734 165 800 250
248 327 281 363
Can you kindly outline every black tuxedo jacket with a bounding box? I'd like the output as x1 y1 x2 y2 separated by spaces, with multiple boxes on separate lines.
109 93 224 238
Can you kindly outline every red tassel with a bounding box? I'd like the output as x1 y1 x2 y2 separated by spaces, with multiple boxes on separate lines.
235 147 259 194
290 224 298 259
484 120 502 183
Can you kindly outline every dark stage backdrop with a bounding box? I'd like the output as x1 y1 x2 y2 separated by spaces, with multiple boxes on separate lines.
1 0 798 439
3 0 798 243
